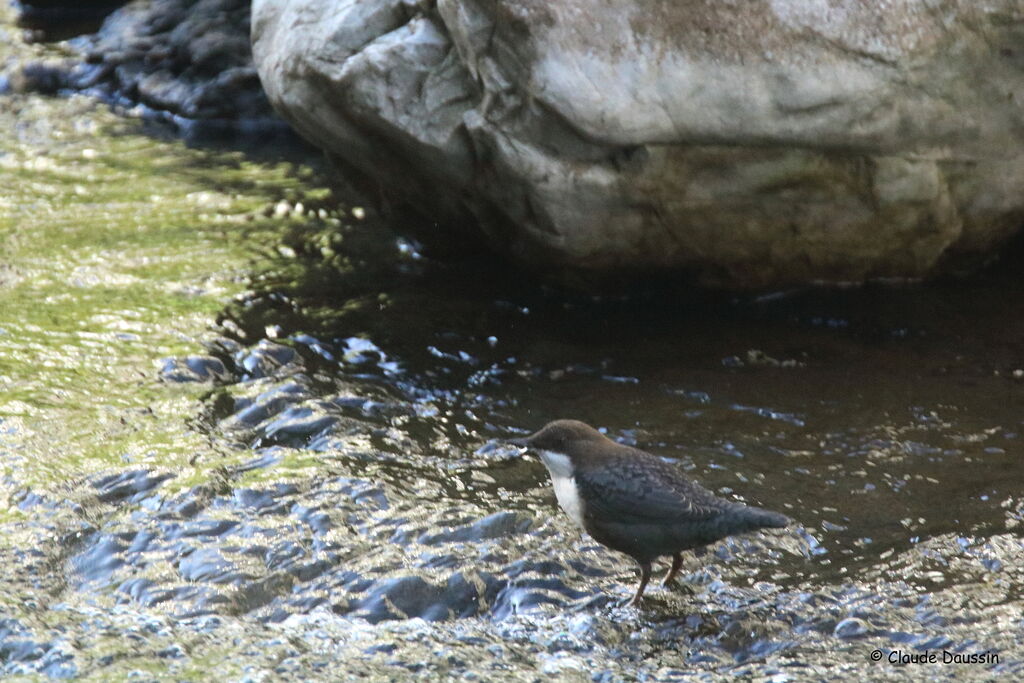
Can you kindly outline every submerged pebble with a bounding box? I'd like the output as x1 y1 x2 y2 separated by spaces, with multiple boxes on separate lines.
833 617 869 639
159 355 229 383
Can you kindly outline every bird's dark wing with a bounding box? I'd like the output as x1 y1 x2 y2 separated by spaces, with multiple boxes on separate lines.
574 452 733 525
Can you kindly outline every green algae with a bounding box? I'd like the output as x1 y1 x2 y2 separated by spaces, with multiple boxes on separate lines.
0 93 329 497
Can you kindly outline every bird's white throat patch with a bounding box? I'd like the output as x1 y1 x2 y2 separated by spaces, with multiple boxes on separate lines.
538 450 585 528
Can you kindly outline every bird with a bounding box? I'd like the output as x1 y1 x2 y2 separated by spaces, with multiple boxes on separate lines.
510 419 790 606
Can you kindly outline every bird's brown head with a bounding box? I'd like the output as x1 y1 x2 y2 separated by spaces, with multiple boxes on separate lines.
510 419 609 456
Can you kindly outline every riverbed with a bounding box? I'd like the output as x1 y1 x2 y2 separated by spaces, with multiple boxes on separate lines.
2 13 1024 682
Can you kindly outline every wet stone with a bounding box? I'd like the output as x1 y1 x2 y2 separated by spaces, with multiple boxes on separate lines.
490 586 567 619
292 333 335 362
262 541 306 572
91 470 174 504
14 491 56 511
202 336 242 357
327 395 408 421
0 618 46 662
165 519 238 539
339 337 388 366
917 635 955 650
223 382 309 428
260 404 339 446
293 506 332 534
353 571 503 624
231 450 284 474
177 549 253 587
38 648 76 679
159 355 228 383
118 578 159 604
233 340 299 380
228 484 298 514
69 535 126 585
503 558 571 581
156 644 185 659
418 511 532 545
126 529 157 553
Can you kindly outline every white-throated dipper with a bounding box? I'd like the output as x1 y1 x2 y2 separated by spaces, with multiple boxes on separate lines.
511 419 790 606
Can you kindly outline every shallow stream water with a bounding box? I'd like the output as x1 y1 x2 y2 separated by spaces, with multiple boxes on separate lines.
3 13 1024 681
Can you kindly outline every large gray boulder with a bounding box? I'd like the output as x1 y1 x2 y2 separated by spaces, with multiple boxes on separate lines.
252 0 1024 288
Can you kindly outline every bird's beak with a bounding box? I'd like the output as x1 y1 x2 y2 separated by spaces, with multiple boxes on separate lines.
506 436 530 448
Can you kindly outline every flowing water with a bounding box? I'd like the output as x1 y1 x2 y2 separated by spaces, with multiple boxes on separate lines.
3 14 1024 682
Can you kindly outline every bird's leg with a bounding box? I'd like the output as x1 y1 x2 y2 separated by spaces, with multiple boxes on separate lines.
662 553 683 586
627 562 652 607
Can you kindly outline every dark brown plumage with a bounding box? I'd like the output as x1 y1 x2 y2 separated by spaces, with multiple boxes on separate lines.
512 419 790 606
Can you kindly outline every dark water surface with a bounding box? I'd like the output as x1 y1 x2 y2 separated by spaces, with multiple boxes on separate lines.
3 14 1024 682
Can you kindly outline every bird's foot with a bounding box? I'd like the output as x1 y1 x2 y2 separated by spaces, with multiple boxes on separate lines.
624 594 644 608
661 553 684 586
627 562 652 607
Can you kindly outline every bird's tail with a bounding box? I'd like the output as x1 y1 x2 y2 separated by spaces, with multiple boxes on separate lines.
736 505 790 530
675 503 790 547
